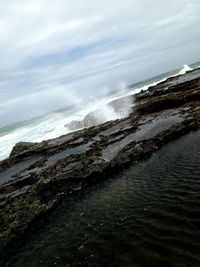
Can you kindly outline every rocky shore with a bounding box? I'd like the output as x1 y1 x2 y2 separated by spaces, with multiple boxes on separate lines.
0 68 200 260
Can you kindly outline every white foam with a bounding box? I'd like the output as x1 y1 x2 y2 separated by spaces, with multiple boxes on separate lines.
178 64 193 75
0 64 194 161
126 64 193 96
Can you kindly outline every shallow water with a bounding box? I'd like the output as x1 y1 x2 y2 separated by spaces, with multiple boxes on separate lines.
102 111 183 162
0 157 41 185
46 143 90 166
5 130 200 267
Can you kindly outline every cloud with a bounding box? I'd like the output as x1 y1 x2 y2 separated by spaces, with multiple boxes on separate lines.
0 0 199 127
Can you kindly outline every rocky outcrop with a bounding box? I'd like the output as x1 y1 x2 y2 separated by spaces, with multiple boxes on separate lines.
9 142 36 157
0 68 200 260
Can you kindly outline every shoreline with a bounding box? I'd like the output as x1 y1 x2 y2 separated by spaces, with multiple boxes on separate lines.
0 67 200 262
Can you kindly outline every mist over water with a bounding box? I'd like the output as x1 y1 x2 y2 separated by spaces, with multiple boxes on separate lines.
0 62 199 161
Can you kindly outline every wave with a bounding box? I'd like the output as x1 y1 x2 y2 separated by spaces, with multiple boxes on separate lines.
0 63 196 161
177 64 193 75
128 64 193 96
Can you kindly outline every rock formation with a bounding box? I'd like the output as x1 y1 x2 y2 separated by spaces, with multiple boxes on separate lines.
0 68 200 260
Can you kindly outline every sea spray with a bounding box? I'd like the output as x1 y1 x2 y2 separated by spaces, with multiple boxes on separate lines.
0 63 198 161
178 64 193 75
66 87 134 131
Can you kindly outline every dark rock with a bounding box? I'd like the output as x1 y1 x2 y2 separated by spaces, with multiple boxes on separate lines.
9 142 36 157
0 67 200 261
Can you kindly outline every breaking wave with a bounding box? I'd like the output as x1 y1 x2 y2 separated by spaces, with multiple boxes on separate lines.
178 64 193 75
0 63 197 161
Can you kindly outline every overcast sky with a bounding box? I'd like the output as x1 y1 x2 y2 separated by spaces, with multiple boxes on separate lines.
0 0 199 127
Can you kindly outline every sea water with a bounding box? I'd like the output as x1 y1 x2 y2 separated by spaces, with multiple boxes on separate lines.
0 62 199 161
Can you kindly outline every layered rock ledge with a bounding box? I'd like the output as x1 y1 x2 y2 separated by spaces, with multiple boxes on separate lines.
0 68 200 257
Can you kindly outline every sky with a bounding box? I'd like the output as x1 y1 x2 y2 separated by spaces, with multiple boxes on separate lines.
0 0 200 127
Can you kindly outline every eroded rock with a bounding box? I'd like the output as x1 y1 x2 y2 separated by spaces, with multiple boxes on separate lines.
0 68 200 260
9 142 36 157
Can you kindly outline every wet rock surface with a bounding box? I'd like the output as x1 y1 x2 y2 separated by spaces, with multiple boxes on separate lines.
9 142 37 158
0 68 200 259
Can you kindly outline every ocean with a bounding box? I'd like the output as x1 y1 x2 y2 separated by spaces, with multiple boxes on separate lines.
0 62 199 161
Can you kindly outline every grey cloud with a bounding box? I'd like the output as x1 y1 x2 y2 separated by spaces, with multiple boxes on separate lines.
0 0 199 127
